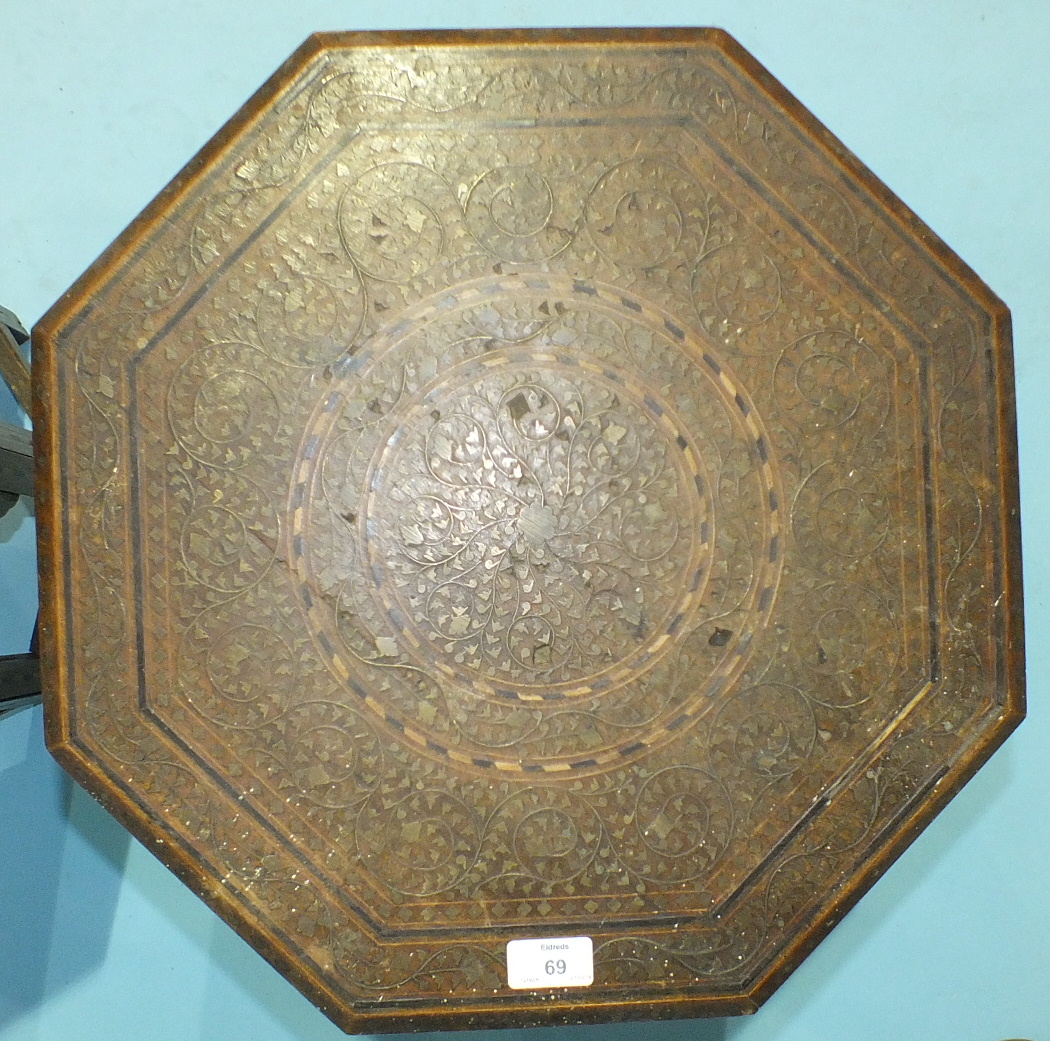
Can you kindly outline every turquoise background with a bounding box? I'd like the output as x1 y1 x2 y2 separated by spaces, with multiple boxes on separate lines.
1 2 1047 1039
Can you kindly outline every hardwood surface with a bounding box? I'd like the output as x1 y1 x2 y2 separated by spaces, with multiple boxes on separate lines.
32 28 1025 1033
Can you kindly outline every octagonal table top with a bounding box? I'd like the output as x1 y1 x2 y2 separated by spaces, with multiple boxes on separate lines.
33 28 1024 1034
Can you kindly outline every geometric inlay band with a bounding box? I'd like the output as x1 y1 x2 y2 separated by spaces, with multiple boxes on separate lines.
291 275 784 774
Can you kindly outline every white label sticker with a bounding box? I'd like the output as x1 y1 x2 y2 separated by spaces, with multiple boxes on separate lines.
506 936 594 989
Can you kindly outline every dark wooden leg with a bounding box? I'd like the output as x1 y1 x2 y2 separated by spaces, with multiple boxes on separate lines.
1 618 41 715
0 306 39 715
0 303 33 519
0 303 32 415
0 421 34 518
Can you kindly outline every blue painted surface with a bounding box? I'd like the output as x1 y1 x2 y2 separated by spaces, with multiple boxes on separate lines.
0 3 1046 1040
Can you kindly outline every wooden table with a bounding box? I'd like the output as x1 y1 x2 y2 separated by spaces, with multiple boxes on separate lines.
33 29 1025 1033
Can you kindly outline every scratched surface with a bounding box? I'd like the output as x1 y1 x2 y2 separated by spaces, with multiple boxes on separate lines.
33 29 1024 1033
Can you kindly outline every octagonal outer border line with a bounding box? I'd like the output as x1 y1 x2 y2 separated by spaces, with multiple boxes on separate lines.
30 27 1026 1034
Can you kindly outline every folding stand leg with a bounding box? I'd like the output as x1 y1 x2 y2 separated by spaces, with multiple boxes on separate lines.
0 304 40 717
0 620 41 715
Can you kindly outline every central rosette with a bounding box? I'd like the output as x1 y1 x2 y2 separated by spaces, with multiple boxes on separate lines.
364 357 708 693
291 275 781 772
